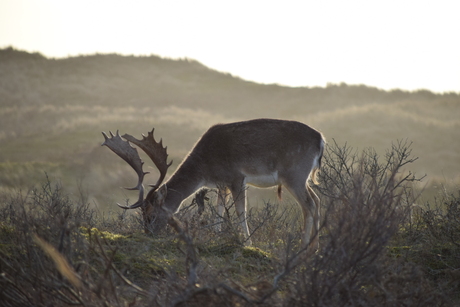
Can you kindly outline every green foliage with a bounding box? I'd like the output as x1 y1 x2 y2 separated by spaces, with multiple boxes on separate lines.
241 246 271 260
392 191 460 287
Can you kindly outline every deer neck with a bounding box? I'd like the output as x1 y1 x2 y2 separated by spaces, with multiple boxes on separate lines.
162 160 204 213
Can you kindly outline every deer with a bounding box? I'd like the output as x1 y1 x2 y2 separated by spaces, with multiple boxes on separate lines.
102 118 325 250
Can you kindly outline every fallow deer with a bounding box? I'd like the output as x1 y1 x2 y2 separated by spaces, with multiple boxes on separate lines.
102 118 325 249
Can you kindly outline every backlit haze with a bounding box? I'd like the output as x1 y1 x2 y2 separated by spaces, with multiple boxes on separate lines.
1 0 459 93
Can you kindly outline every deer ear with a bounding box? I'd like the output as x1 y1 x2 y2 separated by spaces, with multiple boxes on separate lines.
156 185 167 202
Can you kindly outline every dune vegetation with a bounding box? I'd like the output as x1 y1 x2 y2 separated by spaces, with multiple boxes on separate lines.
0 47 459 305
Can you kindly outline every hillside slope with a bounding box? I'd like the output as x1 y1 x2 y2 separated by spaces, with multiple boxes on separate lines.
0 47 459 204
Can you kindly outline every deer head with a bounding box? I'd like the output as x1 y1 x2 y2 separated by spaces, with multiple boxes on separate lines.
101 129 172 232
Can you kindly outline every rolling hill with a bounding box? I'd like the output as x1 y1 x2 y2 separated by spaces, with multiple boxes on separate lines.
0 47 459 206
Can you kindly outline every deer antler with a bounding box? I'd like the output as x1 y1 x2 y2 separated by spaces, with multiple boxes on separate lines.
101 130 147 209
122 129 172 191
101 128 172 210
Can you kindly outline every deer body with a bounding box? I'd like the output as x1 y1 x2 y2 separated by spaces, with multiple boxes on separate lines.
103 119 325 249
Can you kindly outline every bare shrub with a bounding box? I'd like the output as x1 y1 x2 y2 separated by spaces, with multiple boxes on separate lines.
1 141 458 306
281 140 444 306
0 180 150 306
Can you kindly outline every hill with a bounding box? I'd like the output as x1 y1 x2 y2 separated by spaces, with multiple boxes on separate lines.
0 47 459 205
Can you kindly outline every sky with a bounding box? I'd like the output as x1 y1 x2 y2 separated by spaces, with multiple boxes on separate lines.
1 0 459 93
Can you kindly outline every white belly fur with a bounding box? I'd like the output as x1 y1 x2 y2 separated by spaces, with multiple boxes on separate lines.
244 171 279 188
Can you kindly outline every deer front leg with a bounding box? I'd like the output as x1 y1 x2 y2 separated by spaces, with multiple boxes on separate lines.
216 187 230 232
230 184 252 246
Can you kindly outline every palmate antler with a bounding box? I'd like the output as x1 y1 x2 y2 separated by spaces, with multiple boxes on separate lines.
101 129 172 209
122 129 172 190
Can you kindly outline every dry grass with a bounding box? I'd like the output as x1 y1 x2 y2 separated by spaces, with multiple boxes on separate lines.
1 142 458 306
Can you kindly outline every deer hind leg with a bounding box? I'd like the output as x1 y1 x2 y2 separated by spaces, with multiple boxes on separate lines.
230 185 252 246
307 185 320 250
286 182 319 251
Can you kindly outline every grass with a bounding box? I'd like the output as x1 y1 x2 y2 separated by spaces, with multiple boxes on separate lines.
1 142 459 306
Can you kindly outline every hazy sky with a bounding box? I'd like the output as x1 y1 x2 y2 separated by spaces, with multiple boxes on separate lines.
1 0 459 93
